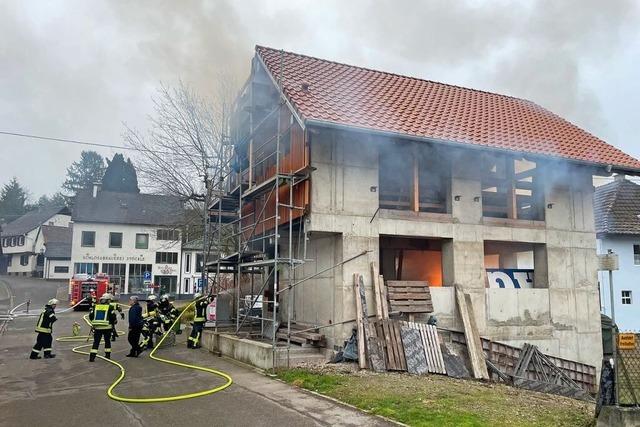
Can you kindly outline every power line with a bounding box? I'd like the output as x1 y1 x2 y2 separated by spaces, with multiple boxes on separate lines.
0 131 138 152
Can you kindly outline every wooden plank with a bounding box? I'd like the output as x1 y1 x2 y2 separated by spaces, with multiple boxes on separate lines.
379 275 390 319
371 263 384 320
391 320 407 371
430 324 447 374
357 274 386 372
387 292 431 299
381 320 397 370
455 285 489 380
411 153 419 212
389 305 433 313
418 323 434 373
387 281 430 287
353 274 367 369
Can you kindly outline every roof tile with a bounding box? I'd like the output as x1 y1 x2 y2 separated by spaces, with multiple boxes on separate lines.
257 46 640 170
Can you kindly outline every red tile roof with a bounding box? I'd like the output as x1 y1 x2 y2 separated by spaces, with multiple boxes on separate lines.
256 46 640 171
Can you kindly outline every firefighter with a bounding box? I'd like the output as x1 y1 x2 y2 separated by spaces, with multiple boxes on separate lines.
158 294 180 333
188 293 213 349
126 296 143 357
108 294 125 341
141 295 159 349
87 289 97 308
88 293 117 361
30 299 58 359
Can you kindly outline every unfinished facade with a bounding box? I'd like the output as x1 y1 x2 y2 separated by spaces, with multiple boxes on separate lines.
211 46 640 371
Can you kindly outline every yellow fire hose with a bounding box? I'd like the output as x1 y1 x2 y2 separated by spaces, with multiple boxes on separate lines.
56 299 233 403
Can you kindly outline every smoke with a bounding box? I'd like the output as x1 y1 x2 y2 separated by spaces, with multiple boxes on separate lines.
1 0 639 198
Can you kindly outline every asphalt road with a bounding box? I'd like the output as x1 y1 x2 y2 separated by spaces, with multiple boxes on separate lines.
0 276 391 427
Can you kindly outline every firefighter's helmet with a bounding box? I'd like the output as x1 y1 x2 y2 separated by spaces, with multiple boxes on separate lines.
47 298 59 306
160 294 170 302
148 294 157 301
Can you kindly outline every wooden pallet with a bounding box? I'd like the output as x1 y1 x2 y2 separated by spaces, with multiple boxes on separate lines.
401 321 446 375
276 324 325 347
373 319 407 371
386 281 433 314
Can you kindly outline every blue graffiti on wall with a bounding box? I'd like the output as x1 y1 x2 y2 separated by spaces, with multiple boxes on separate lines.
486 269 534 289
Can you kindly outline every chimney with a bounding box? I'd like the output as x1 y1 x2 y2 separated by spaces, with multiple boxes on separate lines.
92 182 102 198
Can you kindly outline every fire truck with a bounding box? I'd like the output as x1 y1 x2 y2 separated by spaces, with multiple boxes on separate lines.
69 273 111 310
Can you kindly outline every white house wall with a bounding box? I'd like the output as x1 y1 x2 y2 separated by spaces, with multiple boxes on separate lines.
70 222 182 295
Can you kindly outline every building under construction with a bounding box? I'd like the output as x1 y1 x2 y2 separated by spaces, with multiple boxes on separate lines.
207 45 640 372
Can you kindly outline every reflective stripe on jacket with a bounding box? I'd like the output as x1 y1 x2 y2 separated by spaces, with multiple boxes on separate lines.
90 304 114 329
35 306 56 333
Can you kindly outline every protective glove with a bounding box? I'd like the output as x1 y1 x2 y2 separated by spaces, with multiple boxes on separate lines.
120 313 125 320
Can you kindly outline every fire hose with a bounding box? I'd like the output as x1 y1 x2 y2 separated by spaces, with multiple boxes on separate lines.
56 297 233 403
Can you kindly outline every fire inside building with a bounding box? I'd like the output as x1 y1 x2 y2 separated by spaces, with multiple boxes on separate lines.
206 46 640 375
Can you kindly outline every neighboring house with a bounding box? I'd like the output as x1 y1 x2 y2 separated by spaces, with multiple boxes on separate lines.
180 238 205 295
41 225 72 280
594 176 640 332
0 206 71 277
210 46 640 372
70 186 184 296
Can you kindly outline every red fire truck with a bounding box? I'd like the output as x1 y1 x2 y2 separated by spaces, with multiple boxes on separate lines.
69 273 110 310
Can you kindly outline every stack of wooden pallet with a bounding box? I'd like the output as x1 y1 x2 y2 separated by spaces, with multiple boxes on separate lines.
352 263 445 375
276 324 325 347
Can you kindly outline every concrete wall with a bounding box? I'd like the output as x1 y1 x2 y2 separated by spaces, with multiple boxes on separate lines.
598 235 640 332
300 128 602 371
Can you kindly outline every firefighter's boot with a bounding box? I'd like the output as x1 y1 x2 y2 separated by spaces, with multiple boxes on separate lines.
89 353 96 362
29 351 41 360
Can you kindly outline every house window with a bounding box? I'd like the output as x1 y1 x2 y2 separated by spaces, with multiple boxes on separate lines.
157 229 180 241
481 154 543 221
196 253 203 273
54 266 69 273
135 233 149 249
634 245 640 265
10 237 16 246
184 278 190 293
185 253 191 273
74 263 98 275
81 231 96 247
128 263 153 294
622 290 632 305
6 255 12 266
155 252 178 264
20 254 29 266
109 232 123 248
18 236 25 246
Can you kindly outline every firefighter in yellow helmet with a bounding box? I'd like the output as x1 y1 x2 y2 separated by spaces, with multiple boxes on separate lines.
88 293 117 361
30 299 58 359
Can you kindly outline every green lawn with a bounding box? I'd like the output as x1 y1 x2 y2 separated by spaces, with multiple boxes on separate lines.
276 368 595 427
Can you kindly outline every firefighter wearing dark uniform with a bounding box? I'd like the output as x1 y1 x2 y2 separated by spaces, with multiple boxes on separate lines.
30 299 58 359
188 293 212 349
88 293 117 361
108 295 124 341
158 294 179 333
141 294 159 349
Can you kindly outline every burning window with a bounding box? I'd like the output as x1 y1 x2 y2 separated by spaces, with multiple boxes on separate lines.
481 154 543 220
380 236 445 286
484 241 547 288
379 142 449 213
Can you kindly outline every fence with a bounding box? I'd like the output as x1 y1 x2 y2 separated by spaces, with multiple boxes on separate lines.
616 332 640 406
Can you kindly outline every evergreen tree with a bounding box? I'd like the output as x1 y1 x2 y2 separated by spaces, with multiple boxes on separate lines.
0 177 30 223
62 151 106 196
101 153 140 193
34 192 67 210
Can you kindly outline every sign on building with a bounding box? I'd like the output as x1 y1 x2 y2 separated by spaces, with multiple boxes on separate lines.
486 269 534 289
618 333 637 350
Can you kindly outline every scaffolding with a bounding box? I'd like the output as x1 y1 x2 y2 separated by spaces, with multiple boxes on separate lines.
207 51 311 365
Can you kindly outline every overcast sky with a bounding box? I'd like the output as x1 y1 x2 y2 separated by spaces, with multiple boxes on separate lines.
1 0 639 198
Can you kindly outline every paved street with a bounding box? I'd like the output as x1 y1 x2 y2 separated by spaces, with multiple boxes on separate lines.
0 276 391 427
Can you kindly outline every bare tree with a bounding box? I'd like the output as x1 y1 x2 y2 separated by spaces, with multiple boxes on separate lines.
123 77 237 291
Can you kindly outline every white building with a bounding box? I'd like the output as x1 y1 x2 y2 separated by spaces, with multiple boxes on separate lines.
594 176 640 332
41 225 73 279
70 187 184 296
0 206 71 277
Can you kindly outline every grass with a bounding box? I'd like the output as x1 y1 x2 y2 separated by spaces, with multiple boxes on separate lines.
276 367 595 427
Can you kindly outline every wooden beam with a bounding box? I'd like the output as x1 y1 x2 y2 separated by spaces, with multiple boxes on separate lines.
506 159 517 219
411 150 419 212
353 274 367 369
371 263 384 320
455 285 489 380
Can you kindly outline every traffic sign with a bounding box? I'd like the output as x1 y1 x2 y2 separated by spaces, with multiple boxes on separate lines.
143 271 151 280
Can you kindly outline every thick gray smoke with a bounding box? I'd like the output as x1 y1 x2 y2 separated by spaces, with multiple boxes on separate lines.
1 0 638 197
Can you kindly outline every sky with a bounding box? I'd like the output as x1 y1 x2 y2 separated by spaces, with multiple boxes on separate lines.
1 0 640 199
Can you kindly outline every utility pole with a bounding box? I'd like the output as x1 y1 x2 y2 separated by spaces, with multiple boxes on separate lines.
201 171 209 295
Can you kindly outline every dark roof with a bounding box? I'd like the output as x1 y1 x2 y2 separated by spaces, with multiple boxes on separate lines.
41 225 72 244
0 206 70 237
594 177 640 235
182 238 204 251
44 242 72 260
72 190 184 226
256 46 640 172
